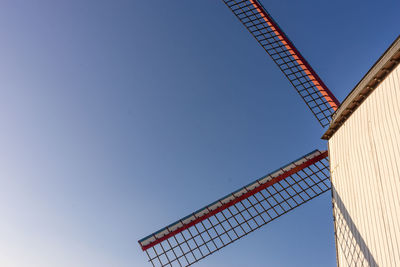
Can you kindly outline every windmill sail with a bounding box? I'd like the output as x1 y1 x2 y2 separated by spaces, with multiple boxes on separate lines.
138 150 331 266
222 0 339 127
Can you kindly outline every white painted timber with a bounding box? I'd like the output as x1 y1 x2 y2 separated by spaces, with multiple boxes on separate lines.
329 64 400 266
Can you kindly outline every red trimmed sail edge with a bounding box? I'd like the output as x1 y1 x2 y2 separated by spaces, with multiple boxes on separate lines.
138 150 328 251
248 0 340 110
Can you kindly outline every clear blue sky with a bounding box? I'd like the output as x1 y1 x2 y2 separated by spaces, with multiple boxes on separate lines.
1 0 399 266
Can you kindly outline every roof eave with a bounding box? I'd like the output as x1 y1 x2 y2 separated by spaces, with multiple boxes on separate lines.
322 35 400 140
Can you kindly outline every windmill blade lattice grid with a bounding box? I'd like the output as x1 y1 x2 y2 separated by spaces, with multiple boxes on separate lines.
222 0 339 127
139 151 331 266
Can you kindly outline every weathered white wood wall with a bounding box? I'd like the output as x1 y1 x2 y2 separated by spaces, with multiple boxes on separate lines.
329 64 400 266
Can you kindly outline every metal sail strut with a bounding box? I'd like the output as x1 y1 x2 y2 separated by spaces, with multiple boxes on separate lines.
222 0 340 127
138 150 331 266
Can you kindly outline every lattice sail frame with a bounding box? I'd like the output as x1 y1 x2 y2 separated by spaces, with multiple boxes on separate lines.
222 0 340 127
139 150 331 266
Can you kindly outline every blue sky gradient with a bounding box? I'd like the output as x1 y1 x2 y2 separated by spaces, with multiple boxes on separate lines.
1 0 399 266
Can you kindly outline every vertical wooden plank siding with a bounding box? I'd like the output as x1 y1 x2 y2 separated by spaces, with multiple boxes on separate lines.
329 64 400 266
